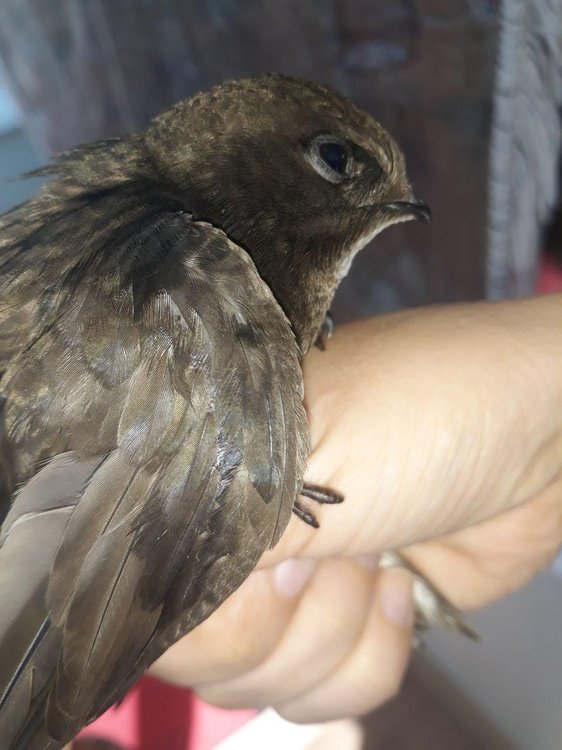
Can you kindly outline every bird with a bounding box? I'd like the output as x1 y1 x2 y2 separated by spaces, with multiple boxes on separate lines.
0 74 473 750
0 396 12 514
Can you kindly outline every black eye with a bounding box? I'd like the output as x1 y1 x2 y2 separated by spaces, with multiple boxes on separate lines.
306 135 353 184
318 142 348 174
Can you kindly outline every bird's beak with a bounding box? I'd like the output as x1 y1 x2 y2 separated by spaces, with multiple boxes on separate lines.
384 199 431 223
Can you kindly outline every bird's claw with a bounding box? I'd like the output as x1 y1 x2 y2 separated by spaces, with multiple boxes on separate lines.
293 482 344 527
314 311 334 351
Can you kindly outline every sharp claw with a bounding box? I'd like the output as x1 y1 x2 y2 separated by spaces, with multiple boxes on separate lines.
314 311 335 351
301 483 344 504
293 500 320 528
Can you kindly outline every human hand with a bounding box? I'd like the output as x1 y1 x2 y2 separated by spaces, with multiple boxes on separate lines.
150 295 562 722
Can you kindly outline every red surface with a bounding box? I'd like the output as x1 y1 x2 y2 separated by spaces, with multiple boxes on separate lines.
78 677 256 749
537 257 562 293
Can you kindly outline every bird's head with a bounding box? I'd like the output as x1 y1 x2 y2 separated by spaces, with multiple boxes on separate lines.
144 75 429 351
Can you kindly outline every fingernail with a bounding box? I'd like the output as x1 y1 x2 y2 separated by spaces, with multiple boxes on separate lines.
273 558 316 597
380 568 413 628
358 554 380 570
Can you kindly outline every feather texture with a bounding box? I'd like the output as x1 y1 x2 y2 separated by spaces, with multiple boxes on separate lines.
0 397 11 523
0 175 308 746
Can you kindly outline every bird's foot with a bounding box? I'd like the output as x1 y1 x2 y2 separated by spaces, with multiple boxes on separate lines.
293 482 344 528
379 550 479 641
314 311 334 351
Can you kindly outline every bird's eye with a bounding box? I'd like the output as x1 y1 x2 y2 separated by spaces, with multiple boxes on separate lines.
306 135 352 184
318 142 348 174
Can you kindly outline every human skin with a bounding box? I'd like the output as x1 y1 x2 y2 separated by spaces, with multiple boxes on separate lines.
71 294 562 744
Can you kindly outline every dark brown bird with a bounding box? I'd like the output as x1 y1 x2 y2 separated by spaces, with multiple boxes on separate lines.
0 75 470 749
0 397 12 513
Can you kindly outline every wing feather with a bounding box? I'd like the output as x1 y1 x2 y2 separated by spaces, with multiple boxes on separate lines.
0 210 308 747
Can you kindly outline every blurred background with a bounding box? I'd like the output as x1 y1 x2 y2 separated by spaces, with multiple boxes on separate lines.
0 1 561 748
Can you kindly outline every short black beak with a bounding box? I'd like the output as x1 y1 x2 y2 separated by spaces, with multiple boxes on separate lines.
385 199 432 224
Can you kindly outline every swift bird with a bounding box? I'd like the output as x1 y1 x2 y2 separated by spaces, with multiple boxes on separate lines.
0 75 472 750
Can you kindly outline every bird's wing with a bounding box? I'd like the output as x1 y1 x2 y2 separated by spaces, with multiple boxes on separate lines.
0 213 308 749
0 396 12 524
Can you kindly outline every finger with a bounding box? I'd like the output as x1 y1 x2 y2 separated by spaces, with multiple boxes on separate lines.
194 556 376 708
275 567 413 723
150 561 316 686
